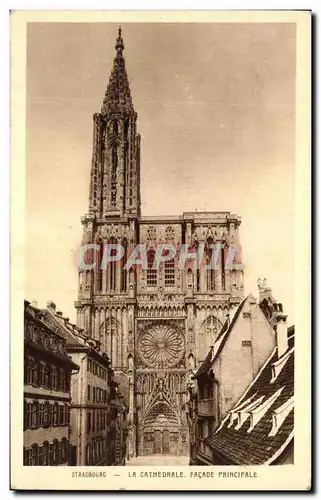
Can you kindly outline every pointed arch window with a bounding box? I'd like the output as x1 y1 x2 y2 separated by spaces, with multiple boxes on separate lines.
199 316 222 361
206 237 216 291
221 242 226 291
121 240 128 292
147 250 157 287
109 239 117 292
97 242 104 292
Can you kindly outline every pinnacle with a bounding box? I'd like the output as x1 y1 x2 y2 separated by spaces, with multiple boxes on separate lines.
101 27 135 116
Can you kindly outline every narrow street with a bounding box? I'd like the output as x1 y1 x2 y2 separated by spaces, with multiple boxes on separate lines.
126 455 189 466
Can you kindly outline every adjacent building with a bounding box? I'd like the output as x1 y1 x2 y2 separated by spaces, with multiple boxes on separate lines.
204 322 294 465
189 291 276 464
42 301 128 466
23 300 79 466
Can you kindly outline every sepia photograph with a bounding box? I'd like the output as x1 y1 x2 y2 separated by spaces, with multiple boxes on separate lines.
10 10 311 491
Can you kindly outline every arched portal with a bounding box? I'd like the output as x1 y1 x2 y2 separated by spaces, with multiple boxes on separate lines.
142 401 180 456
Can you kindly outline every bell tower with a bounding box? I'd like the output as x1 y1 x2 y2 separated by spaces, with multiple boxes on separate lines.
89 27 141 218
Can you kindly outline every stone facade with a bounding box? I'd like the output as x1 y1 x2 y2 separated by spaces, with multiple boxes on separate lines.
23 300 78 466
75 29 244 457
43 301 128 466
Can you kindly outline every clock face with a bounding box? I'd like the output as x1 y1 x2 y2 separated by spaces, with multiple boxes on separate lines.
138 323 185 369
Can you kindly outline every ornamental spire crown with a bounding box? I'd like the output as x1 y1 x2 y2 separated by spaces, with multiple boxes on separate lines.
101 26 135 116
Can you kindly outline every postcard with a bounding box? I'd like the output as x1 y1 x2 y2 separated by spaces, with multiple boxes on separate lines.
10 10 311 491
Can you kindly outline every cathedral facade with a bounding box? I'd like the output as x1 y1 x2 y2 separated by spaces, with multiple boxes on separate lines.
75 29 244 458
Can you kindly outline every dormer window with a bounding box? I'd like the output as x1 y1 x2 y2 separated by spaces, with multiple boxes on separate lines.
234 396 265 430
247 387 284 433
270 347 293 383
269 396 294 437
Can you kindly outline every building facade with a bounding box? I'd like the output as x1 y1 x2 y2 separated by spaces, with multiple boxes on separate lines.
43 301 128 466
74 28 244 457
204 321 294 465
189 291 277 464
23 300 78 466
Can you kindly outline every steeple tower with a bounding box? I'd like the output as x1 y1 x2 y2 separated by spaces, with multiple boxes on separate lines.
88 27 141 218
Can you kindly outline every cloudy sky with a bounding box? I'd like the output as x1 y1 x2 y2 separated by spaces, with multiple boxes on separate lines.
26 22 296 323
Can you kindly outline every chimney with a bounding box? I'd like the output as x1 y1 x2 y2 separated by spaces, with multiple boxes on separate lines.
31 301 38 308
47 301 56 310
276 313 288 359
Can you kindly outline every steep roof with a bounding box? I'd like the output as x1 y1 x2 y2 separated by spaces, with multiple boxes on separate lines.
41 306 111 369
204 331 294 465
24 301 78 369
101 27 135 116
192 296 248 380
192 346 214 379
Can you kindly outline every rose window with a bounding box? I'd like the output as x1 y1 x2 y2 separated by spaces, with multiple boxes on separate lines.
138 324 185 368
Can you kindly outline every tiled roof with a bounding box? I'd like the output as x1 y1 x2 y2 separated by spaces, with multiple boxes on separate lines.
204 335 294 465
192 346 214 379
192 296 248 380
211 296 249 364
41 310 82 347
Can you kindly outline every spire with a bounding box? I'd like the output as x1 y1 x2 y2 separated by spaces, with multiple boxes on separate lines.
101 26 135 116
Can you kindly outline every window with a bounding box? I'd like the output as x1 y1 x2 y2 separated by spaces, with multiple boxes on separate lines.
109 241 117 291
24 401 30 429
87 411 92 433
97 242 104 292
86 444 91 466
30 401 37 428
56 441 61 465
52 440 58 465
44 364 51 389
38 403 44 427
87 384 91 401
31 444 38 466
164 259 175 287
49 442 54 465
61 438 69 464
242 340 252 347
93 387 96 402
24 447 32 466
59 370 66 392
38 445 44 466
42 442 49 466
38 362 45 386
26 359 33 384
147 250 157 287
121 243 127 292
53 403 59 426
31 361 38 385
51 367 57 389
59 405 64 426
221 245 226 291
43 403 50 427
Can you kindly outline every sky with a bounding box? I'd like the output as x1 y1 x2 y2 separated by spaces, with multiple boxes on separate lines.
26 22 296 324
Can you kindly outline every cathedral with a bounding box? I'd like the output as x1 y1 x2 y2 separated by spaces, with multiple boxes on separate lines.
75 28 244 458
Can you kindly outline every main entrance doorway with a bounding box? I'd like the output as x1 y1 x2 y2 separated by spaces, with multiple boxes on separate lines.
142 402 180 456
